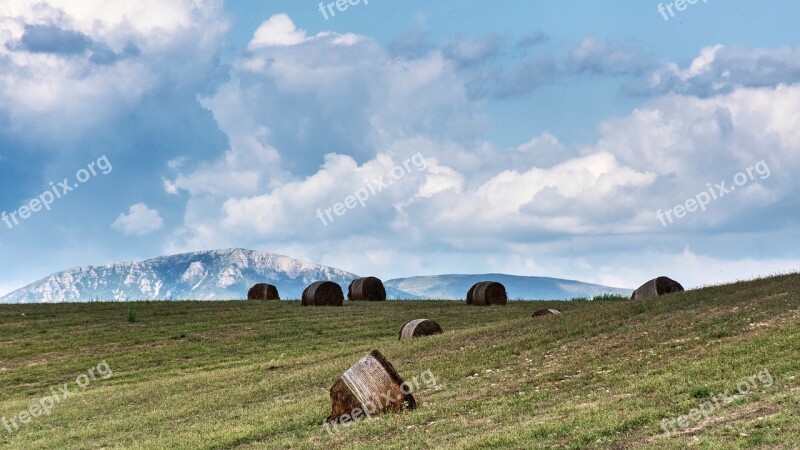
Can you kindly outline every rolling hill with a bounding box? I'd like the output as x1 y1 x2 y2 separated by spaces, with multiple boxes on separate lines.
385 273 631 300
0 273 798 448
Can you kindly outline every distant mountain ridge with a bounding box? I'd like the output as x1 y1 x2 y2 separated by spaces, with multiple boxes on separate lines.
0 249 631 303
0 249 414 303
385 274 631 300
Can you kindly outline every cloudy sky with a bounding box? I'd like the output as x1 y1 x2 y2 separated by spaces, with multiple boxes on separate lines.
1 0 799 294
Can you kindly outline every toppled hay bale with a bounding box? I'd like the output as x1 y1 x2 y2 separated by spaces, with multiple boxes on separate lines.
630 276 685 301
326 350 416 427
533 308 561 317
348 277 387 301
302 281 344 306
398 319 443 340
466 281 507 306
247 283 280 301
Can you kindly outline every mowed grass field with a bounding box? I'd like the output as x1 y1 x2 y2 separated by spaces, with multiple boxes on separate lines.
1 275 799 449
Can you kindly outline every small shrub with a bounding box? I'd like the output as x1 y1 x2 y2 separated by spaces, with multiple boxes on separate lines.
705 324 732 339
127 306 137 323
691 386 712 399
592 294 628 302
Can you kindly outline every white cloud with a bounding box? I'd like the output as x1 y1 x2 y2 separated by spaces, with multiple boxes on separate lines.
112 203 164 236
0 0 228 141
566 37 650 75
442 35 503 67
248 14 307 48
156 16 800 288
216 152 443 237
627 45 800 96
429 152 656 235
169 81 800 267
596 84 800 180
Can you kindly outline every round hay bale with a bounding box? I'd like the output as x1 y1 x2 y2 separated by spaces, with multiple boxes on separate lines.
469 281 507 306
398 319 443 340
302 281 344 306
630 276 685 301
326 350 416 424
466 282 479 304
348 277 387 301
247 283 280 301
533 308 561 317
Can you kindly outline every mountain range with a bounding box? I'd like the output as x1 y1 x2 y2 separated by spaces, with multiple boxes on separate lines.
385 274 631 300
0 248 631 303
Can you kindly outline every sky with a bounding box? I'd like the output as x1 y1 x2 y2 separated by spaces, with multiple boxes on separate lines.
1 0 800 295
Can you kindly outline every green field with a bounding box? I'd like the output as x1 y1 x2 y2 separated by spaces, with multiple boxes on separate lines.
1 274 799 449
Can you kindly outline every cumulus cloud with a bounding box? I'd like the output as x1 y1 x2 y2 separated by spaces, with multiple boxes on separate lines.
170 86 800 274
422 152 656 237
112 203 164 236
0 0 228 141
217 153 447 237
626 45 800 97
457 35 650 99
248 13 307 48
436 32 558 98
204 15 482 176
566 37 650 75
162 15 480 249
14 25 92 54
161 14 800 260
443 35 504 67
596 84 800 176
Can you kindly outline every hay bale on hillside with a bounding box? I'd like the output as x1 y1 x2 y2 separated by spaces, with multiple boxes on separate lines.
398 319 443 340
630 276 685 301
247 283 280 301
533 308 561 317
326 350 416 425
466 282 479 304
302 281 344 306
468 281 507 306
348 277 387 301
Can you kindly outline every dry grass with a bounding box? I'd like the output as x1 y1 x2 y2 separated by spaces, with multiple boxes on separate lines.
0 274 798 449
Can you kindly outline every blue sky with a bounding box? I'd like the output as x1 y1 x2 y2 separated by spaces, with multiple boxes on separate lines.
1 0 800 295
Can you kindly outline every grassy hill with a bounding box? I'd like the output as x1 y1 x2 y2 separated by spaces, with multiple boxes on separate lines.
0 274 798 449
